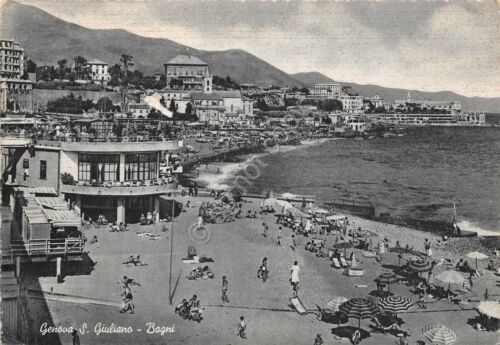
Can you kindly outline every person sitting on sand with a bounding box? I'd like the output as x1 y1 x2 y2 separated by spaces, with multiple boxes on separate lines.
486 260 496 271
140 213 146 225
210 189 216 197
89 235 98 244
305 242 312 251
246 210 252 218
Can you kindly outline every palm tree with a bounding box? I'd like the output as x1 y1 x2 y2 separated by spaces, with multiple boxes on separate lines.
57 59 67 79
74 56 87 80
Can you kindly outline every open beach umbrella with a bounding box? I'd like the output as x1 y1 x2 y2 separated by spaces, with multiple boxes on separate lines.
477 301 500 319
339 297 380 329
466 251 488 269
409 259 432 274
378 296 413 316
374 272 400 292
264 198 293 210
326 296 348 312
434 270 464 286
422 324 457 345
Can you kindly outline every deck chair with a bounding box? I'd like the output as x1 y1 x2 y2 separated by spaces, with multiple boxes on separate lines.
290 297 307 315
340 257 349 268
331 258 342 269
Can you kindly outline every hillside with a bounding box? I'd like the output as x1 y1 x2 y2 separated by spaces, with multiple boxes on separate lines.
0 0 302 87
1 1 498 112
292 72 500 112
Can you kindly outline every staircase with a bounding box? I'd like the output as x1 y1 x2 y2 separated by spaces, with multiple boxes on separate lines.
1 270 19 299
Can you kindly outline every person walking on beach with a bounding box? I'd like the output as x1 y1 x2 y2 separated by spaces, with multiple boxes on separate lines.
290 234 296 251
314 333 323 345
258 257 268 281
120 286 135 314
262 223 269 237
222 276 229 302
277 227 283 246
237 316 247 339
290 261 300 297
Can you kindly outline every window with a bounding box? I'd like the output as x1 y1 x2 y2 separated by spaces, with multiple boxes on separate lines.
39 160 47 180
23 158 29 169
125 153 157 181
78 154 120 182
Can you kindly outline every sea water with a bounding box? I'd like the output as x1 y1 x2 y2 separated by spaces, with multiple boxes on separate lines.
225 127 500 233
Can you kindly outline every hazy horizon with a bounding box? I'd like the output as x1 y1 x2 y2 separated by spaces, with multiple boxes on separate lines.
11 0 500 98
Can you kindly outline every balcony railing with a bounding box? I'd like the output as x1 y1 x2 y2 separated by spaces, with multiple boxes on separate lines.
10 238 85 257
61 179 177 196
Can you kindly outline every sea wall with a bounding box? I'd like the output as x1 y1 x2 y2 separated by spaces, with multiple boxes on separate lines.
10 89 123 112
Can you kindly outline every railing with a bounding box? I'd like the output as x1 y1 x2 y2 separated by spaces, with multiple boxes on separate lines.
61 180 177 196
10 238 85 257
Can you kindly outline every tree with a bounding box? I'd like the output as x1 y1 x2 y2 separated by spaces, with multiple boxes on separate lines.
96 97 113 112
108 75 120 87
57 59 67 79
321 116 332 124
185 102 193 117
168 99 177 114
26 59 37 73
120 54 134 78
108 64 122 78
74 56 87 80
299 87 310 95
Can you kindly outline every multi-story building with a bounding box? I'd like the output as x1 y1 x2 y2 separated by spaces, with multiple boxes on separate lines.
191 93 225 125
128 103 151 118
2 135 180 225
370 95 384 108
86 59 110 85
309 83 341 99
340 95 363 113
0 39 33 113
393 92 462 114
164 55 212 93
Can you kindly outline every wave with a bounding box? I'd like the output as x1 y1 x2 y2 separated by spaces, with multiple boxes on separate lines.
195 154 262 190
457 219 500 237
194 139 330 191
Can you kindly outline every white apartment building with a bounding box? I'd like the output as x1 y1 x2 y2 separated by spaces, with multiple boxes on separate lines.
340 95 363 113
0 38 33 113
86 59 110 86
310 83 341 99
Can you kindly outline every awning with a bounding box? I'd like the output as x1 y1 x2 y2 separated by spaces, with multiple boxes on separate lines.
30 187 57 196
35 197 68 210
42 209 81 227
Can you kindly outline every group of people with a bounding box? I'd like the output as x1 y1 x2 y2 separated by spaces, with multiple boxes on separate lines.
139 211 157 225
175 295 202 322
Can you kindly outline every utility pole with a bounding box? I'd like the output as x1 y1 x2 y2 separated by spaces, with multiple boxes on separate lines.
168 196 175 305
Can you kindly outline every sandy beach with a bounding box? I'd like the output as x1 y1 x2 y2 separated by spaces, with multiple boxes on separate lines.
26 195 499 345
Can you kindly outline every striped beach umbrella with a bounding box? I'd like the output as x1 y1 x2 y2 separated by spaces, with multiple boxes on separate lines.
325 296 348 312
339 297 380 329
422 324 457 345
378 296 413 316
409 259 432 273
375 272 400 292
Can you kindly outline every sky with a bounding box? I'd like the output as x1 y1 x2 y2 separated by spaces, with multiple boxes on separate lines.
16 0 500 97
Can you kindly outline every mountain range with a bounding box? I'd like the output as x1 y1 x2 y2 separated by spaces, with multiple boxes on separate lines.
1 0 499 112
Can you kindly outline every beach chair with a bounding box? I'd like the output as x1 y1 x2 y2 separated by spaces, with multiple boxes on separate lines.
340 257 349 268
290 297 308 315
332 258 342 269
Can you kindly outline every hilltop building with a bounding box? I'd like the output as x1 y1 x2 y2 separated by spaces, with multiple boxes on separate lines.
164 55 212 93
0 38 33 113
85 59 110 86
309 83 341 99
